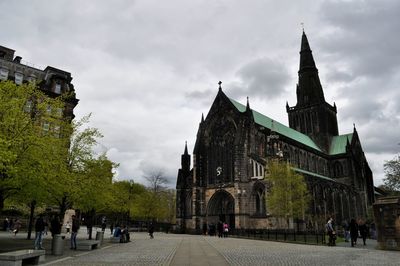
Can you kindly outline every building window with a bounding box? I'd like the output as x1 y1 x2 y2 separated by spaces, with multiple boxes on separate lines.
55 83 61 94
54 125 60 138
27 75 36 83
251 159 264 179
42 121 50 133
0 68 9 81
56 108 63 117
15 72 23 85
24 100 33 113
254 187 266 216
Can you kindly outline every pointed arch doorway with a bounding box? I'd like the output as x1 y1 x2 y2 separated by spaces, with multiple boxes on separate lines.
207 190 235 229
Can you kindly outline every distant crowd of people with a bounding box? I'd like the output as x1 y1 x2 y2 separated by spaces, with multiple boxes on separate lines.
326 217 373 247
202 221 230 238
112 224 131 243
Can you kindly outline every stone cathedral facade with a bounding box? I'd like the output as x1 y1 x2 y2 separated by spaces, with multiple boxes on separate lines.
176 32 375 233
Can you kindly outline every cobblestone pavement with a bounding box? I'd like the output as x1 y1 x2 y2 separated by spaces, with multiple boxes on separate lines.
205 237 400 266
45 233 180 266
2 231 399 265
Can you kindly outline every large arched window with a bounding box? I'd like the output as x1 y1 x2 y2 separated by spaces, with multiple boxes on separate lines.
253 183 266 216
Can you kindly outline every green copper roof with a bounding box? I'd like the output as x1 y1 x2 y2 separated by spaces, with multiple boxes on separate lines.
329 134 353 155
229 98 321 152
292 167 336 182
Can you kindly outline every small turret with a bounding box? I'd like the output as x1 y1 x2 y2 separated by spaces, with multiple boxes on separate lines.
181 141 191 172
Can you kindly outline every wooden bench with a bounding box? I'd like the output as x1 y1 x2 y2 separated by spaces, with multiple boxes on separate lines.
76 240 100 251
0 249 45 266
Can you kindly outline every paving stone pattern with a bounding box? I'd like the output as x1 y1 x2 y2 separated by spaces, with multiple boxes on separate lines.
1 230 399 265
49 233 179 266
205 237 400 266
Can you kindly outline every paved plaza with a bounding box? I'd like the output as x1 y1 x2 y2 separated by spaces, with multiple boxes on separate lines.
0 229 399 265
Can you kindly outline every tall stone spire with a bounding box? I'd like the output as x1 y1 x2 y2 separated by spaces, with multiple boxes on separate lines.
299 31 316 70
297 31 325 106
287 31 339 152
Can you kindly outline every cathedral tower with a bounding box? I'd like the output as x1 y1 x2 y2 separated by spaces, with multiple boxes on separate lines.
287 31 339 152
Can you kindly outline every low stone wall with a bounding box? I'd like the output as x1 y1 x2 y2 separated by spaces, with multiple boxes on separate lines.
373 196 400 250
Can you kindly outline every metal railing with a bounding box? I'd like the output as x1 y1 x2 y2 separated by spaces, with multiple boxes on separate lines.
230 229 326 245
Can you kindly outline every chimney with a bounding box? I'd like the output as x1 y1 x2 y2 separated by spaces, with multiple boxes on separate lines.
13 56 22 63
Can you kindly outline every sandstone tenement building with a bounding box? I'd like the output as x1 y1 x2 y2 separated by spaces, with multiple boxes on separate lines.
0 45 78 121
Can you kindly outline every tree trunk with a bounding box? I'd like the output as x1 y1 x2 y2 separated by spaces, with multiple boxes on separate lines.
58 195 69 221
87 208 95 240
0 194 4 211
27 200 36 240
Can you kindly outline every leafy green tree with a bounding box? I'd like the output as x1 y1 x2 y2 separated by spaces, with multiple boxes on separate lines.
0 81 118 238
43 114 116 218
266 160 310 229
159 189 176 224
383 155 400 194
73 154 116 213
0 81 68 211
109 180 147 223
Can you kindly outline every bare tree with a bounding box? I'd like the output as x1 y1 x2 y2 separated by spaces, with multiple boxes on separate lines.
144 170 168 193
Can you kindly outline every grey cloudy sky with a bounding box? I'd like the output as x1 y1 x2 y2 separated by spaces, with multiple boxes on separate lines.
1 0 399 187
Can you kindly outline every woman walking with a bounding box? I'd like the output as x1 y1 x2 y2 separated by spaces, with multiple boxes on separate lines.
349 218 358 247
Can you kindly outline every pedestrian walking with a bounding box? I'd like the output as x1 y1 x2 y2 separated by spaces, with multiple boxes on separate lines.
70 215 80 250
202 222 208 235
217 221 223 238
350 218 358 247
110 223 114 235
358 219 368 245
148 222 154 239
342 220 350 242
121 225 130 243
3 218 9 231
223 222 229 238
101 216 107 232
325 217 336 246
34 214 45 249
12 219 21 236
209 223 216 236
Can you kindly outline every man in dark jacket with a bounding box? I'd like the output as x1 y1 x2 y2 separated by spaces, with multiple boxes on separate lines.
34 214 45 250
148 223 154 239
350 218 359 247
70 215 80 250
358 219 368 245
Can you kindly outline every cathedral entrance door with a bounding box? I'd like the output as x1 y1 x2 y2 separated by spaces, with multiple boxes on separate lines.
207 190 235 229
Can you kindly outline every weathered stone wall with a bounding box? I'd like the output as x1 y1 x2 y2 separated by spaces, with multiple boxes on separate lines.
373 196 400 251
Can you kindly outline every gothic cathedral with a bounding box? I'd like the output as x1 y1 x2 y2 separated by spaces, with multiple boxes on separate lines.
176 31 375 233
